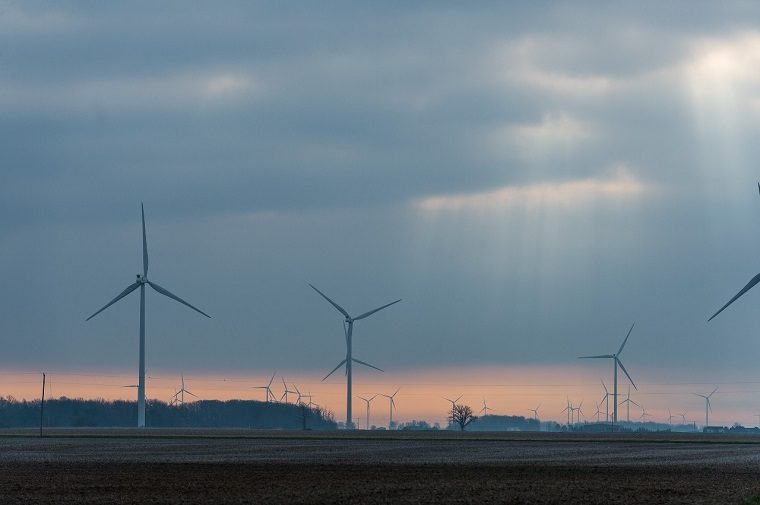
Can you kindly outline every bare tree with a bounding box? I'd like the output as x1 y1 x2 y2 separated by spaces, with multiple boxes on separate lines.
450 404 477 431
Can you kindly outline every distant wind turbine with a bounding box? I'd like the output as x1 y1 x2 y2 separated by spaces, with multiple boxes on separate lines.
171 373 197 405
280 377 297 403
639 408 651 423
618 385 640 422
560 398 572 426
529 403 541 421
593 402 603 423
310 284 400 428
480 398 492 417
695 387 718 426
253 372 277 402
600 381 610 422
380 388 400 429
357 395 377 430
579 323 637 424
86 204 210 428
444 395 463 419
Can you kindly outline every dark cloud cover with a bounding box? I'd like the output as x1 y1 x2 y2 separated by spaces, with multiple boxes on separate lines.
2 1 760 381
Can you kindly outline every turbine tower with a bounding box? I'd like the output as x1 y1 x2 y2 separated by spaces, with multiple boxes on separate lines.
380 388 400 429
86 204 210 428
695 387 718 427
579 323 637 424
310 284 401 428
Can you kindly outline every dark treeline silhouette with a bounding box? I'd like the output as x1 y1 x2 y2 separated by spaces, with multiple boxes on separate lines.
0 396 337 430
465 414 540 431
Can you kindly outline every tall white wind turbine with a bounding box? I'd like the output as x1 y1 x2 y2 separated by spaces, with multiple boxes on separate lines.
695 387 718 427
86 204 210 428
310 284 401 428
579 323 637 424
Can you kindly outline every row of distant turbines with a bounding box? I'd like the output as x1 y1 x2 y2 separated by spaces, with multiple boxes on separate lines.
88 182 760 428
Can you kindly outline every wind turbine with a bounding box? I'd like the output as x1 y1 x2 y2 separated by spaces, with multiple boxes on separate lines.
86 204 210 428
640 408 651 423
579 323 637 424
529 403 541 420
560 398 572 426
171 373 197 405
575 400 584 423
253 372 277 402
695 387 718 427
380 388 400 429
292 383 303 404
480 398 492 417
668 409 676 426
708 184 760 323
618 385 640 422
593 402 603 423
600 381 610 422
310 284 401 429
680 412 688 425
357 395 377 430
444 395 463 419
280 377 297 403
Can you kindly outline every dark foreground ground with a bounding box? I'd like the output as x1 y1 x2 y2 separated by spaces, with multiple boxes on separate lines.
2 429 760 504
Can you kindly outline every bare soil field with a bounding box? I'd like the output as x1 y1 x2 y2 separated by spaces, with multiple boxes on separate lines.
1 429 760 504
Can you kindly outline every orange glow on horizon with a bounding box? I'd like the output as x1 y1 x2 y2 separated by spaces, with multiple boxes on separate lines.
3 364 759 429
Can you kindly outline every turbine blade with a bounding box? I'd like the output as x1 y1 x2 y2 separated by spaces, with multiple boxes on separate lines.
141 202 148 277
353 299 402 321
309 284 350 318
630 399 641 408
616 358 637 390
185 390 198 398
579 355 614 359
322 359 347 381
618 322 635 355
709 387 718 398
352 358 384 373
147 280 210 318
86 281 141 321
709 272 760 321
268 372 276 387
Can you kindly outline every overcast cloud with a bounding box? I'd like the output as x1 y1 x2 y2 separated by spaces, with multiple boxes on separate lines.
3 2 760 392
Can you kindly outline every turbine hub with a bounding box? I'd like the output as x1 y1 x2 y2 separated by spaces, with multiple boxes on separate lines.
136 274 147 284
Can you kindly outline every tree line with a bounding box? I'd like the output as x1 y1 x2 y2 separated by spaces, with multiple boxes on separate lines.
0 396 337 430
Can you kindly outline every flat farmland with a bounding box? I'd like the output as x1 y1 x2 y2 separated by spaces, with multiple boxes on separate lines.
2 430 760 503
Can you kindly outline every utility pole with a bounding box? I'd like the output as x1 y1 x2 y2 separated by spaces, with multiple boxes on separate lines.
40 373 46 438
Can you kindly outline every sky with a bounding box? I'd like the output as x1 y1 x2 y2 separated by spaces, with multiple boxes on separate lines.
4 1 760 427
